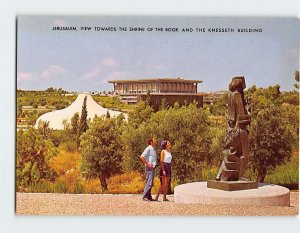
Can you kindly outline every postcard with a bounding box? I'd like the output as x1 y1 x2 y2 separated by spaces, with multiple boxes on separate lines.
16 15 299 215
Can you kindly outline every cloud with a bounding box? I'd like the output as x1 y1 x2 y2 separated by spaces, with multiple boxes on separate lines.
102 57 119 67
40 65 65 79
82 64 102 80
105 71 130 81
53 19 67 27
18 72 36 81
81 58 119 80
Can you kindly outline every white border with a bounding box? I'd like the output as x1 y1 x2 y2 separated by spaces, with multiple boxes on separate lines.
1 0 299 233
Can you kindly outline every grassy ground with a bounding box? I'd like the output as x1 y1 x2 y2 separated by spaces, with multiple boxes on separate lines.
92 95 135 113
264 151 299 190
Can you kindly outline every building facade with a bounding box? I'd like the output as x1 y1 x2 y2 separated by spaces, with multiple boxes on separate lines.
108 78 203 110
108 78 201 95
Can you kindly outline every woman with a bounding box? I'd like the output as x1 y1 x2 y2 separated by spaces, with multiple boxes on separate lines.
155 140 172 201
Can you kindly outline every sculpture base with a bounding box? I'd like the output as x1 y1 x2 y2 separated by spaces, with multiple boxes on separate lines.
207 180 258 191
174 182 290 206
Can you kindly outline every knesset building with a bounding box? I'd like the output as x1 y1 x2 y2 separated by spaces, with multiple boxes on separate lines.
108 78 203 111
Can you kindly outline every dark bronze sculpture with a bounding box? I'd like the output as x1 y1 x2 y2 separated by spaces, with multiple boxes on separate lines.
216 77 251 181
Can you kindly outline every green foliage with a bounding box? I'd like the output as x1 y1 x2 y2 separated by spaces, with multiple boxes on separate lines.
264 153 299 190
27 181 53 193
249 106 293 182
294 70 299 90
123 103 215 183
59 123 78 152
248 85 281 117
280 91 299 106
71 112 80 134
159 98 169 110
77 97 88 149
16 83 299 193
79 116 124 191
208 93 228 116
74 182 85 194
121 123 154 173
16 128 58 188
245 84 297 183
37 120 51 139
48 130 63 147
17 89 74 108
106 110 111 118
92 95 135 112
79 96 88 133
128 101 153 128
280 103 299 149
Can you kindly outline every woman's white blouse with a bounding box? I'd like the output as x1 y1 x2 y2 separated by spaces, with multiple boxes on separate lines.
162 150 172 163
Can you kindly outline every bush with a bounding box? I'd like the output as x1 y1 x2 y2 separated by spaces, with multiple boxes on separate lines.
17 128 58 188
50 150 80 176
107 172 145 194
53 179 68 193
250 106 293 182
59 140 77 152
27 181 53 193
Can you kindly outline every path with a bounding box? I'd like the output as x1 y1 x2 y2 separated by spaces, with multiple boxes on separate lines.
16 192 298 216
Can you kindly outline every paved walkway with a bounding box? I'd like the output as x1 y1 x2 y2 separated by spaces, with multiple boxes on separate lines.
16 192 298 216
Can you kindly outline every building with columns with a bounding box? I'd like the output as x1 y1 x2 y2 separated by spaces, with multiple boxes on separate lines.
109 78 201 95
108 78 203 110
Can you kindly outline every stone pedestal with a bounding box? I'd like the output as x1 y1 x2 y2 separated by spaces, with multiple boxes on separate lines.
207 180 258 191
174 182 290 206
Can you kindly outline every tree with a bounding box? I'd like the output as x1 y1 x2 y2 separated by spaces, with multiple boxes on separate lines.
79 116 124 191
128 101 153 128
160 98 169 110
38 120 51 140
40 98 47 106
294 70 299 90
249 106 293 182
249 85 282 118
71 112 80 134
208 93 228 116
77 96 88 148
106 110 111 118
17 105 23 118
46 87 55 93
16 128 58 188
59 120 77 152
122 103 215 183
280 103 299 149
280 91 299 106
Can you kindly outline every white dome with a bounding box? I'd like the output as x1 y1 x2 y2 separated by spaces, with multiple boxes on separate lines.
35 93 127 130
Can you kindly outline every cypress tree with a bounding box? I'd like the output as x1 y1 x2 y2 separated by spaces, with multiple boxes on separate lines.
77 96 88 149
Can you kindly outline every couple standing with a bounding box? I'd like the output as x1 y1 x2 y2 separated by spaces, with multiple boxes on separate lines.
140 137 172 202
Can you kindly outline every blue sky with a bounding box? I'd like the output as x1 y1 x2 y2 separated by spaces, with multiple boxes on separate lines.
17 16 299 92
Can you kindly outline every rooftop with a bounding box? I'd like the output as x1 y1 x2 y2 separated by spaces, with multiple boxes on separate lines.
108 78 202 84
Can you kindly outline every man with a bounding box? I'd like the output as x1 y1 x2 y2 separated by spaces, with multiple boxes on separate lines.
140 137 157 201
